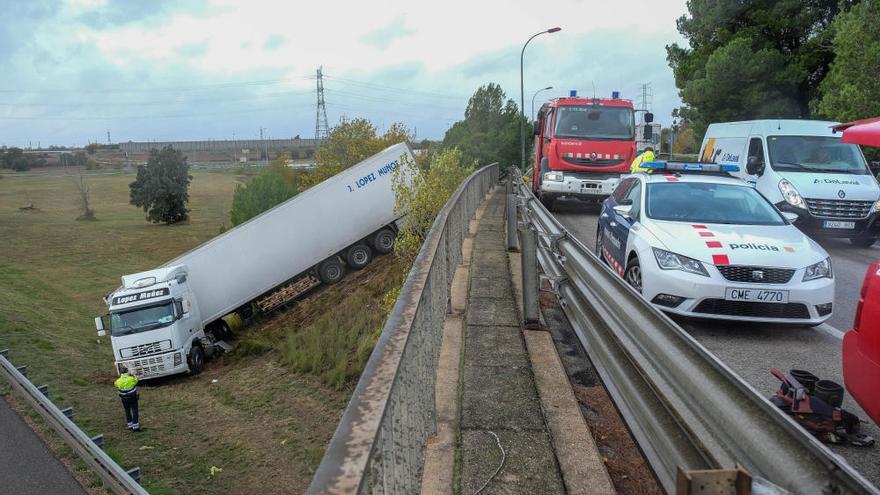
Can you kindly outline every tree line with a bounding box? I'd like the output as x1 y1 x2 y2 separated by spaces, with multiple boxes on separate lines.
667 0 879 144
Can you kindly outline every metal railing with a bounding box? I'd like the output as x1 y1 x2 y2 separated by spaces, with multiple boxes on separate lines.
307 163 499 494
512 173 879 495
0 349 148 495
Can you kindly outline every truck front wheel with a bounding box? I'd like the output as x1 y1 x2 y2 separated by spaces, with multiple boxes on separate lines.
319 258 346 284
371 229 396 254
187 346 205 375
346 244 373 270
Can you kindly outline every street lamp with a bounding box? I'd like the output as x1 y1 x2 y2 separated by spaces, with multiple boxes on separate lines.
521 27 561 170
531 86 553 121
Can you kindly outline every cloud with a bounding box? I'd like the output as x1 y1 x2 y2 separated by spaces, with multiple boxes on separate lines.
360 16 415 50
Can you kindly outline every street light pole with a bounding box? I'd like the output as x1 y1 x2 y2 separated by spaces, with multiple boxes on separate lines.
531 86 553 121
520 27 560 170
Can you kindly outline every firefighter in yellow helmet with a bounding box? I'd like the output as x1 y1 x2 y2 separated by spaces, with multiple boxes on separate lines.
114 366 140 432
630 147 656 174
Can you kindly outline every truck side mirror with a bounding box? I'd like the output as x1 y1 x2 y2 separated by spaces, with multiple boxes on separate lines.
746 156 765 176
95 316 107 337
533 121 540 136
173 299 183 319
643 124 653 141
644 112 654 123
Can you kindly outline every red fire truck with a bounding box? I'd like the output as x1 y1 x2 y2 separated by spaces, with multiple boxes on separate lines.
532 91 652 209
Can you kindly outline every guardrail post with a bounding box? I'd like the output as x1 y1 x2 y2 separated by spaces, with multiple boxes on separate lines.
16 365 27 379
37 384 49 397
61 407 74 421
506 193 519 252
91 434 104 449
127 467 141 484
520 226 540 326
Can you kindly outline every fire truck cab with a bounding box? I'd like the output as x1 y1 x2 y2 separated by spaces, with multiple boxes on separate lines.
532 91 651 209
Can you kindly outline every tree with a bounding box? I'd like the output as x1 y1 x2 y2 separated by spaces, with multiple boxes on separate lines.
129 146 192 224
812 0 880 122
667 0 858 140
442 83 529 168
75 175 96 220
229 157 300 226
1 147 24 169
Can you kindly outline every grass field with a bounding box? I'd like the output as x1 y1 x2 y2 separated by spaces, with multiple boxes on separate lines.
0 169 404 494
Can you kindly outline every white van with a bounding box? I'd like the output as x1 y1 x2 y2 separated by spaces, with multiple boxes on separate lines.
700 120 880 246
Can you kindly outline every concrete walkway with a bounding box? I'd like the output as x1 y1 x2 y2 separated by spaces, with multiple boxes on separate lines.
458 190 566 494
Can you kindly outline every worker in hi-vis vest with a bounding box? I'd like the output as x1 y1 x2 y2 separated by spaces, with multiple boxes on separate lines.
114 367 140 432
630 147 656 173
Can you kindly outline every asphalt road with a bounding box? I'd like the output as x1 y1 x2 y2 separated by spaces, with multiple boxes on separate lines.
0 395 86 494
551 198 880 488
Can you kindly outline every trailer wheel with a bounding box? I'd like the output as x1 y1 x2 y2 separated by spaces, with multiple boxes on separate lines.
346 244 373 270
372 229 397 254
187 346 205 375
319 258 346 284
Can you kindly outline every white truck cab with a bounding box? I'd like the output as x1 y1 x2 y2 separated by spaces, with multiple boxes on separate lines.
700 120 880 246
99 265 211 378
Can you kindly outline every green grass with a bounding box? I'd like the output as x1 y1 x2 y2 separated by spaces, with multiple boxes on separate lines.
0 169 404 494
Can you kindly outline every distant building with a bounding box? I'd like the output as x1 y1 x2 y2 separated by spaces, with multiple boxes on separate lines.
119 138 319 154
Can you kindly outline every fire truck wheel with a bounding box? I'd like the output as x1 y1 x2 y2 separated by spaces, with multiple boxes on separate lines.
346 244 373 270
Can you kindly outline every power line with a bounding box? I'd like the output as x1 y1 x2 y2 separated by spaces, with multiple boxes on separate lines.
0 89 316 108
0 102 316 121
323 74 468 100
0 76 316 94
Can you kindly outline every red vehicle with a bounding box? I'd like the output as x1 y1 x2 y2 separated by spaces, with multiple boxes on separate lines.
532 91 652 209
837 117 880 425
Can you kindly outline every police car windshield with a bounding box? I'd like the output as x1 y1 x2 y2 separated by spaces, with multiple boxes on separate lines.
554 106 634 140
111 302 175 336
767 136 868 174
646 182 786 225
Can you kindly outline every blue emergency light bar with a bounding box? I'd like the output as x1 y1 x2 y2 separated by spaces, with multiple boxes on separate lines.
643 161 740 173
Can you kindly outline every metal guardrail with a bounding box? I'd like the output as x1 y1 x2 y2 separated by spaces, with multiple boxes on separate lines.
512 174 879 495
0 349 148 495
307 163 499 494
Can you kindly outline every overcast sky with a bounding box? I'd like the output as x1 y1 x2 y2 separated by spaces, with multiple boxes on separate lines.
0 0 688 148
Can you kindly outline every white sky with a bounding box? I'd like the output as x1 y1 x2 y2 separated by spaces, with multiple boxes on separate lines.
0 0 689 147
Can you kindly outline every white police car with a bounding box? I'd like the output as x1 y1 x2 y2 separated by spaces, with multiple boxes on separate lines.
596 161 835 325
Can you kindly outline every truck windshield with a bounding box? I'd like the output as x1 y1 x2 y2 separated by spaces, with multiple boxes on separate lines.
646 182 786 225
111 302 175 336
767 136 869 174
554 106 634 140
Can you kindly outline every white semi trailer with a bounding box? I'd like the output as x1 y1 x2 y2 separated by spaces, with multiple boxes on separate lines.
95 142 414 379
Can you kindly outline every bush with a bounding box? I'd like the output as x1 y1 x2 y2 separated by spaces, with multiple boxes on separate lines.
229 158 299 226
129 146 192 224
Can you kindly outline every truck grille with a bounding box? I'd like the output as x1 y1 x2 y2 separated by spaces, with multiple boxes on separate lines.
563 157 625 168
716 265 795 284
693 299 810 319
120 339 172 359
804 198 872 219
122 352 177 378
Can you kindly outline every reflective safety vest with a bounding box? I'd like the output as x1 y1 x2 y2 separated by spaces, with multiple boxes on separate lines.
630 150 656 174
115 373 138 395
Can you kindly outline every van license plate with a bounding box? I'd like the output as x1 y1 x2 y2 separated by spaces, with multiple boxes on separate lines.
823 220 855 229
724 288 789 304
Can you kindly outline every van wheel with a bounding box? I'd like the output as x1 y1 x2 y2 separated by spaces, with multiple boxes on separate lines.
318 258 346 284
187 346 205 375
850 237 876 248
210 321 231 341
346 244 373 270
371 229 396 254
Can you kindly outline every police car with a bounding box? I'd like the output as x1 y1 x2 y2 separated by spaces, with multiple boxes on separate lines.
596 161 835 325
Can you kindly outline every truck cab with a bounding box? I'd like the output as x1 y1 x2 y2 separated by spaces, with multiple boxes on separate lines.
98 265 209 379
532 91 649 209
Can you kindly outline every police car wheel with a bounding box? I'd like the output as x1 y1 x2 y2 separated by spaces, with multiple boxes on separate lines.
595 228 606 263
850 237 876 248
188 346 205 375
624 258 643 293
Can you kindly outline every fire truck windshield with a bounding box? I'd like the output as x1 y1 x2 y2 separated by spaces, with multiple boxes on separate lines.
554 106 634 140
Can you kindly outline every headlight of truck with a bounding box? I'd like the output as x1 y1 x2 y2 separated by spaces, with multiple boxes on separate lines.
652 248 709 277
544 172 564 182
778 179 806 209
871 200 880 213
803 258 833 281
